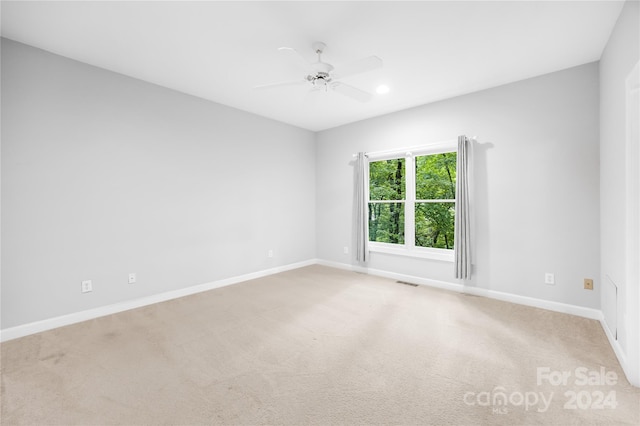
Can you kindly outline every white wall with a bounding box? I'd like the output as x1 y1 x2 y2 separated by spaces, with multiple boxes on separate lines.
316 62 600 310
599 0 640 387
1 39 316 329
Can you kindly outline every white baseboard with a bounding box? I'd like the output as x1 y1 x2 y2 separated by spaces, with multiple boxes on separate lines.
4 257 632 386
599 314 639 387
600 312 626 366
0 258 602 342
0 259 316 342
316 259 602 320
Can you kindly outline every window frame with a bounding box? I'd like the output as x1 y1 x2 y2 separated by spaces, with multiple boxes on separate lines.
366 140 457 262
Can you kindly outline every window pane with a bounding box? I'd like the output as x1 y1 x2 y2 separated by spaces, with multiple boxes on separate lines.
369 158 406 200
369 202 405 244
415 202 455 249
415 152 457 200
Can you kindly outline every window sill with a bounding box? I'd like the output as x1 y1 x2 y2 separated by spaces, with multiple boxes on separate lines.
369 242 454 262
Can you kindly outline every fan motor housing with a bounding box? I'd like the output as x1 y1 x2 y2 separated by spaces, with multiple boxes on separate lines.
308 72 332 87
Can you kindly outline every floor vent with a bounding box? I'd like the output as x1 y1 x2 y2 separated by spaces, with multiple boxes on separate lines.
396 280 418 287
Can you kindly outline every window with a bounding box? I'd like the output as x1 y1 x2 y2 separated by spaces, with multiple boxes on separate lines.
367 143 457 261
414 152 457 249
368 158 406 244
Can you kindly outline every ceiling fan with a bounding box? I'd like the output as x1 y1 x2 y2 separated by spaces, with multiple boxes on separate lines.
255 42 383 102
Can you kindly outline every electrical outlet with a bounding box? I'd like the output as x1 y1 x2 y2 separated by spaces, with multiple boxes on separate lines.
128 273 136 284
343 246 349 254
584 278 594 290
81 280 92 293
545 273 555 285
268 249 274 258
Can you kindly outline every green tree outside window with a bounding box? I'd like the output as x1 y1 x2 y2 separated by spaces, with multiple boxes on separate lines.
415 152 456 249
368 151 456 250
369 158 405 244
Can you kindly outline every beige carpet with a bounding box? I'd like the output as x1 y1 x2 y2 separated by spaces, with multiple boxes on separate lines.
1 265 638 425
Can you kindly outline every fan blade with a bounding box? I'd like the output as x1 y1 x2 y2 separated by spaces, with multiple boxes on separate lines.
254 79 308 90
278 47 314 74
332 82 372 103
333 56 382 79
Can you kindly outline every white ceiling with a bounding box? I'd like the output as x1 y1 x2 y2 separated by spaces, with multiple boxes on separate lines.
1 1 624 132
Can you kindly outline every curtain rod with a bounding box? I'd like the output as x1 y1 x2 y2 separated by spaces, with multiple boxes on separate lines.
352 136 476 159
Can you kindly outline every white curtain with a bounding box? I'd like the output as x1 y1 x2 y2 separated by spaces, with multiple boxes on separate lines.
454 136 471 279
355 152 369 262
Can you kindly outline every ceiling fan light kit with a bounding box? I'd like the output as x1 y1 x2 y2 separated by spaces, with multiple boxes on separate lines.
256 41 382 102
